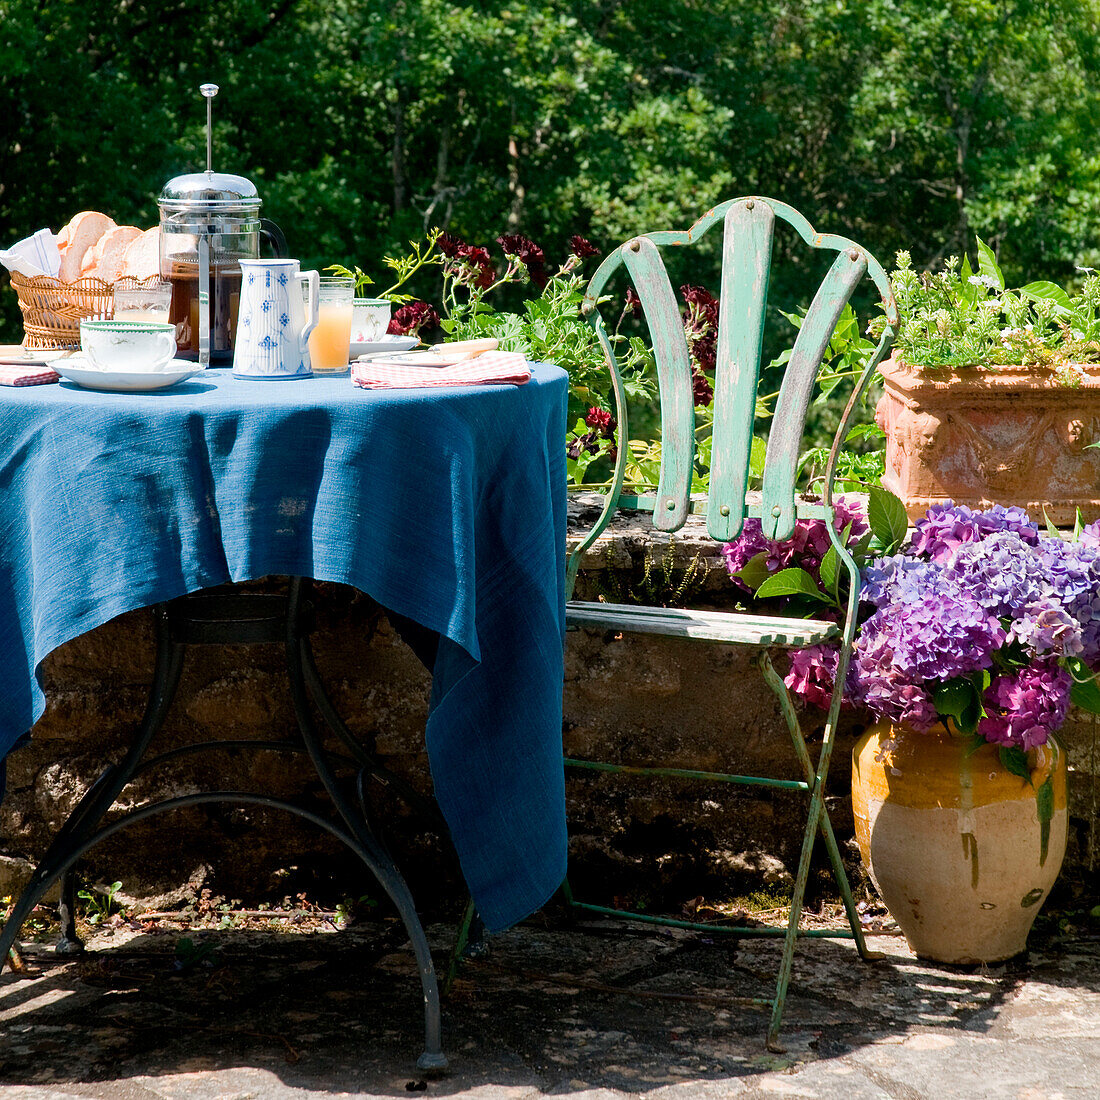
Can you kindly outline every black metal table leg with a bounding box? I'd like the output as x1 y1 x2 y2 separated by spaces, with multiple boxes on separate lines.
1 578 449 1073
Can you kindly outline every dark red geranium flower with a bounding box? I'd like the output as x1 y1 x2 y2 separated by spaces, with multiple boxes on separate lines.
455 244 496 288
497 233 547 289
566 430 602 459
692 331 717 373
388 301 440 336
681 284 720 327
692 370 713 407
437 231 467 258
568 235 600 259
497 234 545 267
585 406 615 435
624 287 642 316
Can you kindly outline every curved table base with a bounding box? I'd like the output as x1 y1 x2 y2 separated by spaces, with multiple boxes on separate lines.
1 578 447 1074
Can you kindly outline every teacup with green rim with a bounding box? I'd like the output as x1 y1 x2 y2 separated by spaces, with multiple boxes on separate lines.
80 319 178 373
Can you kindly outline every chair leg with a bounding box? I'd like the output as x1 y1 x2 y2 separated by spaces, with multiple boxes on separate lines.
767 783 825 1052
756 651 881 1052
443 897 489 995
756 652 879 956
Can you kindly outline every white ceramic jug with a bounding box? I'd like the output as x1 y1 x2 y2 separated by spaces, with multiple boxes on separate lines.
233 259 319 379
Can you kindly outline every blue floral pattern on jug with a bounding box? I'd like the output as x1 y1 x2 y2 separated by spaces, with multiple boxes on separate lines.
233 259 318 380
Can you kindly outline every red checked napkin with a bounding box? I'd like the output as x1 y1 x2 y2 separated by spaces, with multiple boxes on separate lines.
0 363 59 386
351 350 531 390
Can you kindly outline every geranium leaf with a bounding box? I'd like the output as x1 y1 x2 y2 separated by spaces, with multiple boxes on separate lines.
999 746 1032 784
735 551 772 592
867 486 909 551
754 567 830 602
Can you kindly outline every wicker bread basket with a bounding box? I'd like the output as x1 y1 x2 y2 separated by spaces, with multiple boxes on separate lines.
10 272 165 350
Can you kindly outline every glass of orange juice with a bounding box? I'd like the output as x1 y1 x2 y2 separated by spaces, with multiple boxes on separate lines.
308 276 355 374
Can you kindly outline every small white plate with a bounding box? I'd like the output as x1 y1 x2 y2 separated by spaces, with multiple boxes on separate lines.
0 344 77 366
350 335 418 359
55 356 205 392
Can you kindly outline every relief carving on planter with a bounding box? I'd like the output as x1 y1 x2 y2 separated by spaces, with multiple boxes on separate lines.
876 356 1100 526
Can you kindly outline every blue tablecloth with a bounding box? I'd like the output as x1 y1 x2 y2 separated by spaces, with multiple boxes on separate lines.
0 366 568 932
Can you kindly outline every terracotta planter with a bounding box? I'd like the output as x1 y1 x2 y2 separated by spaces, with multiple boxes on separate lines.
875 354 1100 526
852 721 1067 964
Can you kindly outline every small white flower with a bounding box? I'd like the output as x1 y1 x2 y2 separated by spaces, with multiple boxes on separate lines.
968 274 1000 289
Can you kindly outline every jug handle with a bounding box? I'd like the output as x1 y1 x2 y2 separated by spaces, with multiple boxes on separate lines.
260 219 287 258
299 269 320 361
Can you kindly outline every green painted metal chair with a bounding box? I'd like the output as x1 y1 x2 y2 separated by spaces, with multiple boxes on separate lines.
563 196 898 1050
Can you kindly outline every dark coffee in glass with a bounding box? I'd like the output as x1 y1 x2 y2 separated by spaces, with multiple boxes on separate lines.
167 262 242 363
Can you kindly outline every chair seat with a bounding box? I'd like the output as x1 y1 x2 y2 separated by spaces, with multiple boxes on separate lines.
565 600 840 646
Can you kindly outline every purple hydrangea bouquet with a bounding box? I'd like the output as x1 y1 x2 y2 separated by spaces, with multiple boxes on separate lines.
724 490 1100 774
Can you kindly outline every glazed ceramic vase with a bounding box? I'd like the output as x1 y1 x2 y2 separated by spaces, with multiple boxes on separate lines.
851 721 1067 964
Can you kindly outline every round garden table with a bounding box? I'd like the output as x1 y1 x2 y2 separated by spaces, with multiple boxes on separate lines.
0 364 569 1068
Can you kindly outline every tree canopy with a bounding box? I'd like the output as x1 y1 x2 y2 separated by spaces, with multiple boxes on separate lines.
2 0 1099 337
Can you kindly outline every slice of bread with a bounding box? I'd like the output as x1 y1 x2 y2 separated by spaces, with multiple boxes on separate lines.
81 225 143 283
57 211 116 282
119 226 161 280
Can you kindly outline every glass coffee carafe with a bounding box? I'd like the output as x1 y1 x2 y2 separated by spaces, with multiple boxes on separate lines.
158 85 286 365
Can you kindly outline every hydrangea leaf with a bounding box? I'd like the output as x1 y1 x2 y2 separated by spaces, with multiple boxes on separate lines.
1069 667 1100 714
867 486 909 552
932 678 982 735
999 746 1032 785
735 551 771 592
819 545 839 604
1041 506 1060 538
754 567 830 603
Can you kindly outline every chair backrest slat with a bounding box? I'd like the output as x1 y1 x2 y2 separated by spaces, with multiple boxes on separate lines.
622 236 695 531
760 248 868 539
571 197 896 591
707 201 774 541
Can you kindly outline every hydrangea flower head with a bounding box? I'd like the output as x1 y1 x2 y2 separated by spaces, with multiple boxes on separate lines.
979 661 1071 750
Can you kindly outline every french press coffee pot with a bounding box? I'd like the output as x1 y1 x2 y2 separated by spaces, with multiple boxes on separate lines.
158 84 286 365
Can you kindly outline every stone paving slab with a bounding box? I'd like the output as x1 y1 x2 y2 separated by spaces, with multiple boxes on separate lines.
0 915 1096 1099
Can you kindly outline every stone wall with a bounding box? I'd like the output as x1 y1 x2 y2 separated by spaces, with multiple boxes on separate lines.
2 498 1097 916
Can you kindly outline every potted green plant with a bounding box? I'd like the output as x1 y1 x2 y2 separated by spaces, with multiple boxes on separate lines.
325 230 444 348
871 243 1100 525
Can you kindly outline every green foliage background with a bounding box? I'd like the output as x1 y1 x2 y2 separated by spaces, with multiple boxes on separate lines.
2 0 1099 340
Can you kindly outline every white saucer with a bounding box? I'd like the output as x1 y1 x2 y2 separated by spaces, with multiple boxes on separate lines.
55 356 205 392
350 335 418 359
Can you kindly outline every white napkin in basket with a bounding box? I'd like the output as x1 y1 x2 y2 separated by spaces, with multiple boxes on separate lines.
0 229 61 278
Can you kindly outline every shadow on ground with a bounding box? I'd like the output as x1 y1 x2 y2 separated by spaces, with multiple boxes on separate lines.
0 912 1098 1098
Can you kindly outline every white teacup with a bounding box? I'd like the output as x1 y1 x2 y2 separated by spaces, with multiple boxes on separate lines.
351 298 392 344
80 319 177 372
